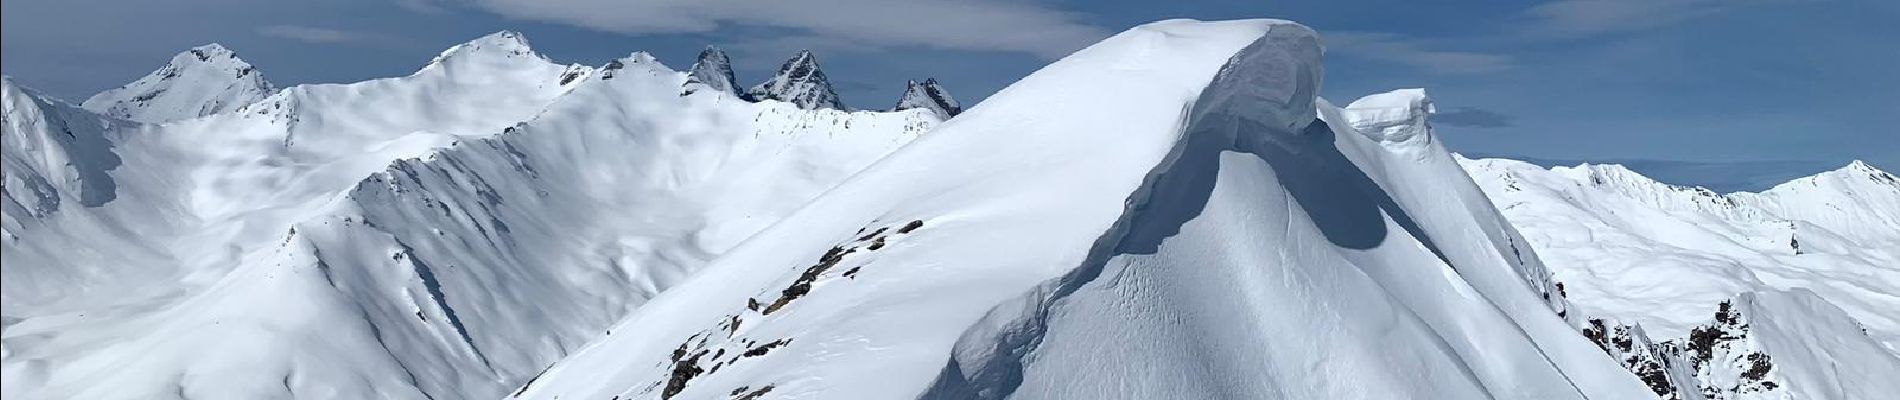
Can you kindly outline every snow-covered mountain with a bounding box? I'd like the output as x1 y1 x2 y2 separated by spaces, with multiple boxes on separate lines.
80 44 275 123
891 78 963 119
3 16 1894 400
746 50 845 111
509 20 1652 399
1461 156 1900 399
1 30 939 400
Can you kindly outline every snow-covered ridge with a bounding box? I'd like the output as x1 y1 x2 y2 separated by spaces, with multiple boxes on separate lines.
1 31 944 400
81 43 275 123
512 19 1652 399
1462 155 1900 399
6 18 1894 400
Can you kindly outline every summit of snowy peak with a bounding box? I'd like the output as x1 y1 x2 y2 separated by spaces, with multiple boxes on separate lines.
1341 88 1433 143
423 30 547 69
746 50 845 110
598 52 671 81
1794 159 1898 188
890 78 962 118
685 46 740 95
80 43 274 123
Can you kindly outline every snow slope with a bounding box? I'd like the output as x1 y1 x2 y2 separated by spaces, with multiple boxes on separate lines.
1 31 938 399
81 44 275 123
513 19 1651 400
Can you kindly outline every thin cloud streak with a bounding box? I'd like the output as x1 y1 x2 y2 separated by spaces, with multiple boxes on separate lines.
418 0 1112 59
1325 31 1516 74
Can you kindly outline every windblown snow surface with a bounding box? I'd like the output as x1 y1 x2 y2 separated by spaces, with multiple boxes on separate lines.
4 17 1895 400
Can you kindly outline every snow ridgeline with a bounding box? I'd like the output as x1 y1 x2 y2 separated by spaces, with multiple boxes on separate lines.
511 19 1654 399
1462 153 1900 399
1 31 942 399
4 17 1894 400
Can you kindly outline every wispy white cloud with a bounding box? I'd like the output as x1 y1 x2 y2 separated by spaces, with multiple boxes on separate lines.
1433 107 1516 128
410 0 1111 59
257 25 374 44
1325 32 1516 74
1519 0 1724 38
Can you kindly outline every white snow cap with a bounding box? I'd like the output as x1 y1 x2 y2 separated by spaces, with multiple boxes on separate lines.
746 50 845 110
1341 88 1434 143
80 43 275 123
423 30 544 68
890 78 962 118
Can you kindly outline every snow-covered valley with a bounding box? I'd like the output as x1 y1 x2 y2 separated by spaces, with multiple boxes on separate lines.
3 18 1894 400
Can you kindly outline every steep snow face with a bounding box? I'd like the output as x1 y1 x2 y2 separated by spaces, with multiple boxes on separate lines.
1461 156 1900 398
0 34 938 398
747 50 845 110
1577 289 1900 400
1731 289 1900 399
2 77 126 217
1 77 149 309
81 44 275 123
891 78 962 118
685 46 741 95
514 19 1648 400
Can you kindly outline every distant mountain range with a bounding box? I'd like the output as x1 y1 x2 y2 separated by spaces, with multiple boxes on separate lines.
4 19 1893 400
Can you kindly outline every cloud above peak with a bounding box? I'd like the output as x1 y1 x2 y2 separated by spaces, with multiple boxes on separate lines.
1325 32 1516 74
423 0 1112 59
1433 107 1515 128
1520 0 1724 38
257 25 376 44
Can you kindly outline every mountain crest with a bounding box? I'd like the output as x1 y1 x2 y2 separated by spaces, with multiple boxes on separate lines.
80 43 274 123
684 46 741 95
425 30 543 68
890 78 961 118
746 50 844 110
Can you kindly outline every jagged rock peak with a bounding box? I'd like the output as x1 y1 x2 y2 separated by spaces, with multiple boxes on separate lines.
890 78 961 118
80 43 275 123
685 46 741 95
746 50 845 111
426 30 544 67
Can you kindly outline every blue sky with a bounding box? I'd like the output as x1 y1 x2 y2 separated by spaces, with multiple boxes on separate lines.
4 0 1895 180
